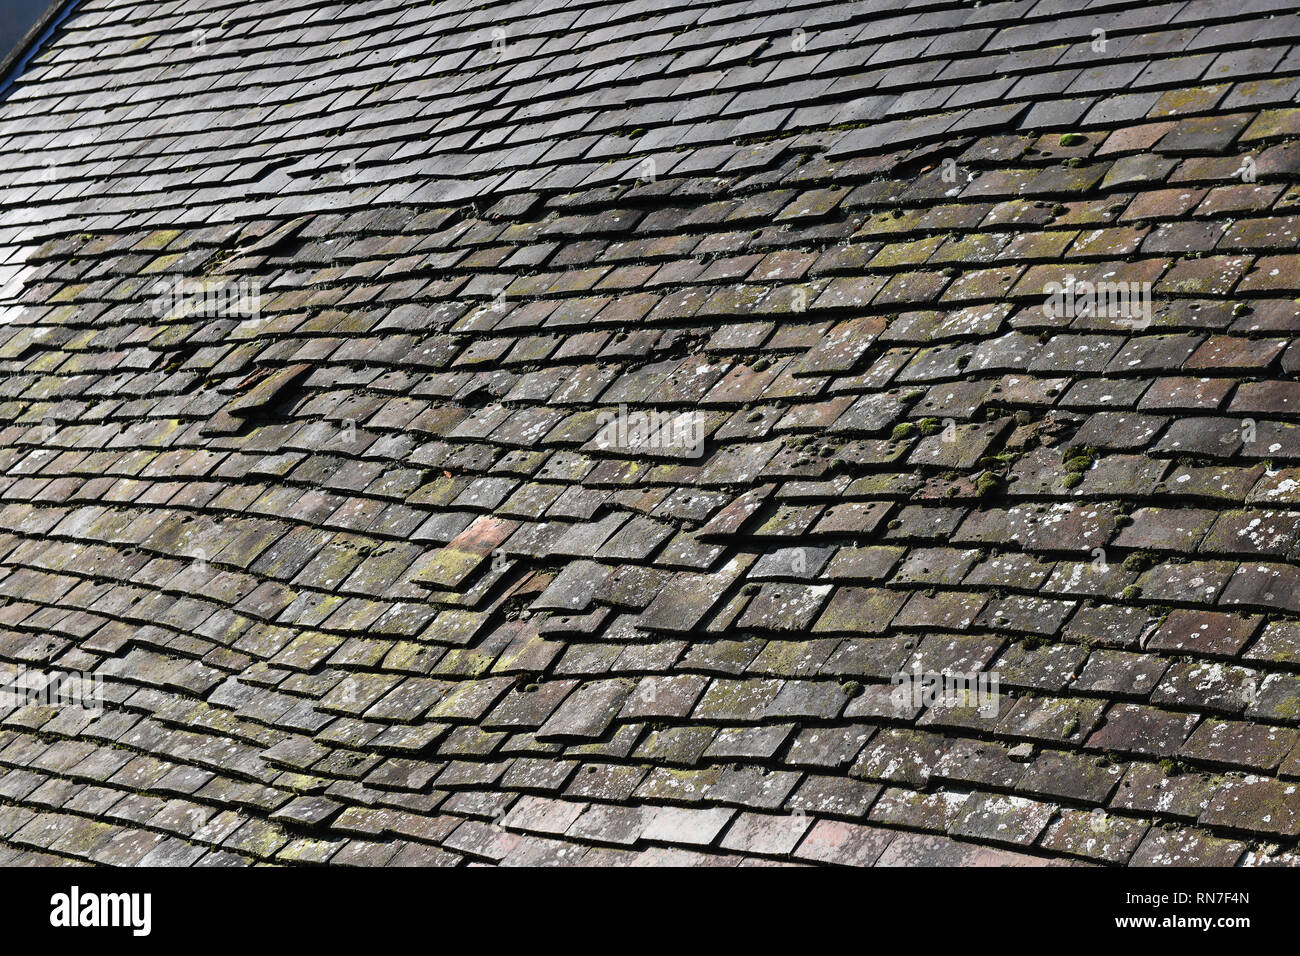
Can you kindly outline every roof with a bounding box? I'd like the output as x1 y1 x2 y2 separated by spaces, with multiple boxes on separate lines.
0 0 1298 866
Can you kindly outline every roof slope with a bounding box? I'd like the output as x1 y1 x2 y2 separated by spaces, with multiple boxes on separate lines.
0 0 1298 865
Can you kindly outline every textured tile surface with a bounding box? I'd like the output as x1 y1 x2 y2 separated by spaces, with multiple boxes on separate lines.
0 0 1296 866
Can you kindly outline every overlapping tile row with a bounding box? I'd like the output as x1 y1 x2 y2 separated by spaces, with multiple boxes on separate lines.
4 0 1300 296
0 0 1298 866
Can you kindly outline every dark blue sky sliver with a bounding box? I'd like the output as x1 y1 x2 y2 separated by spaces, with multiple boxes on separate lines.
1 0 60 76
